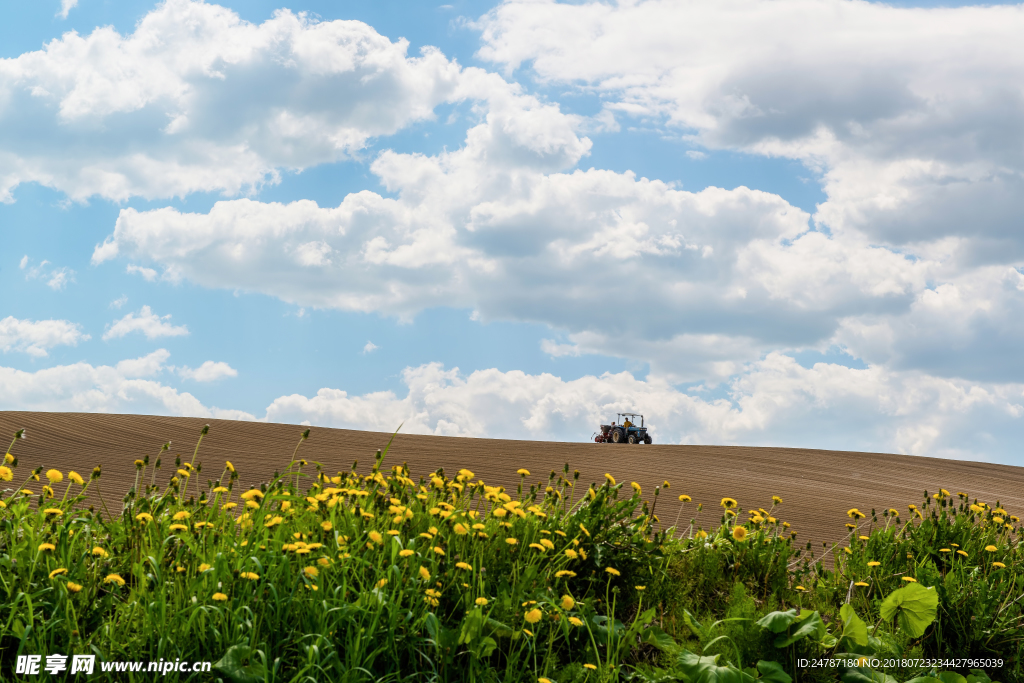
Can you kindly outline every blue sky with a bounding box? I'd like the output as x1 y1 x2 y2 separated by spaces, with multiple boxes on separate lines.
3 0 1024 464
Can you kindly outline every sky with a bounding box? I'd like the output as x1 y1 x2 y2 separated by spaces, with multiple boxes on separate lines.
3 0 1024 464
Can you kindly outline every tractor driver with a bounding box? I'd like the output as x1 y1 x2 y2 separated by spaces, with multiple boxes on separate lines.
623 418 632 429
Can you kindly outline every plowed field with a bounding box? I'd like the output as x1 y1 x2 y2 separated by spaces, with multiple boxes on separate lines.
3 411 1023 554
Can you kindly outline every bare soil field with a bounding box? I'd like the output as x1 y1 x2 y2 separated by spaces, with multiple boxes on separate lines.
3 411 1023 554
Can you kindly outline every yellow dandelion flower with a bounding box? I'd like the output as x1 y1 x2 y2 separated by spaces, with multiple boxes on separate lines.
867 561 881 567
556 570 577 578
419 566 431 581
569 616 583 627
720 497 737 509
456 562 472 571
854 581 869 587
635 585 646 591
264 516 283 528
525 608 542 624
453 523 469 535
957 550 968 557
239 572 260 581
169 524 188 532
433 546 445 556
49 568 68 579
222 502 237 510
631 482 642 495
65 471 84 486
104 573 126 586
304 566 318 578
321 521 333 531
732 526 748 542
678 494 692 502
45 469 63 483
772 495 783 504
43 508 63 517
604 473 616 486
579 523 590 537
38 543 56 552
173 511 191 521
985 545 998 552
505 538 519 546
135 512 153 523
605 567 621 577
399 549 415 558
0 465 12 482
847 508 865 519
368 531 383 544
475 597 488 606
67 582 83 593
993 562 1006 569
583 664 597 670
902 577 917 582
560 595 575 610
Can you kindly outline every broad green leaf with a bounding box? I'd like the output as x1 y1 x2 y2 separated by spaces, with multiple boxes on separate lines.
677 651 756 683
643 625 678 651
935 672 968 683
841 668 898 683
839 603 869 647
879 583 938 638
903 678 942 683
774 611 825 648
966 671 999 683
755 609 799 634
756 660 792 683
213 645 266 683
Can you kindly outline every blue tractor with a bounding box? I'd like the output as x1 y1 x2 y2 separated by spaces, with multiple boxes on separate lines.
594 413 652 444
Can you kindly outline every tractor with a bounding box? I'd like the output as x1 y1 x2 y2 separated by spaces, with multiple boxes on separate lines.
594 413 652 444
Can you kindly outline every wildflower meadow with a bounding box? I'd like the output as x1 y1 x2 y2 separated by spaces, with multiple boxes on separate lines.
0 426 1020 682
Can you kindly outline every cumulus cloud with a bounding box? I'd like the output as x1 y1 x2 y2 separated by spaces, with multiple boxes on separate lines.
265 359 1024 461
0 349 253 419
20 256 74 291
57 0 78 20
126 264 158 281
178 360 238 382
103 305 188 340
0 316 90 357
95 104 973 381
362 341 379 354
476 0 1024 254
0 0 469 202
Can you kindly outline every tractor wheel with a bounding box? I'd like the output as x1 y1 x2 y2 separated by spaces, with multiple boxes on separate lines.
611 429 624 444
627 434 638 444
644 435 652 445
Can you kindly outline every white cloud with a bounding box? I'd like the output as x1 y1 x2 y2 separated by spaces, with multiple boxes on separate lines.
264 359 1024 461
103 305 188 340
0 349 252 419
0 0 469 202
0 316 90 357
475 0 1024 254
110 295 128 309
178 360 238 382
540 339 579 357
20 256 75 291
362 341 379 354
126 264 158 281
57 0 78 20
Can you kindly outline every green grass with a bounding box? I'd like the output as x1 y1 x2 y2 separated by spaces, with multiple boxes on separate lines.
0 427 1021 682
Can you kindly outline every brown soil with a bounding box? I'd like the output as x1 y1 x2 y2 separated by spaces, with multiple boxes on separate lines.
3 411 1023 558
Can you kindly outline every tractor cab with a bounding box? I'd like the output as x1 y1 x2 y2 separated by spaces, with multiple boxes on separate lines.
594 413 652 445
